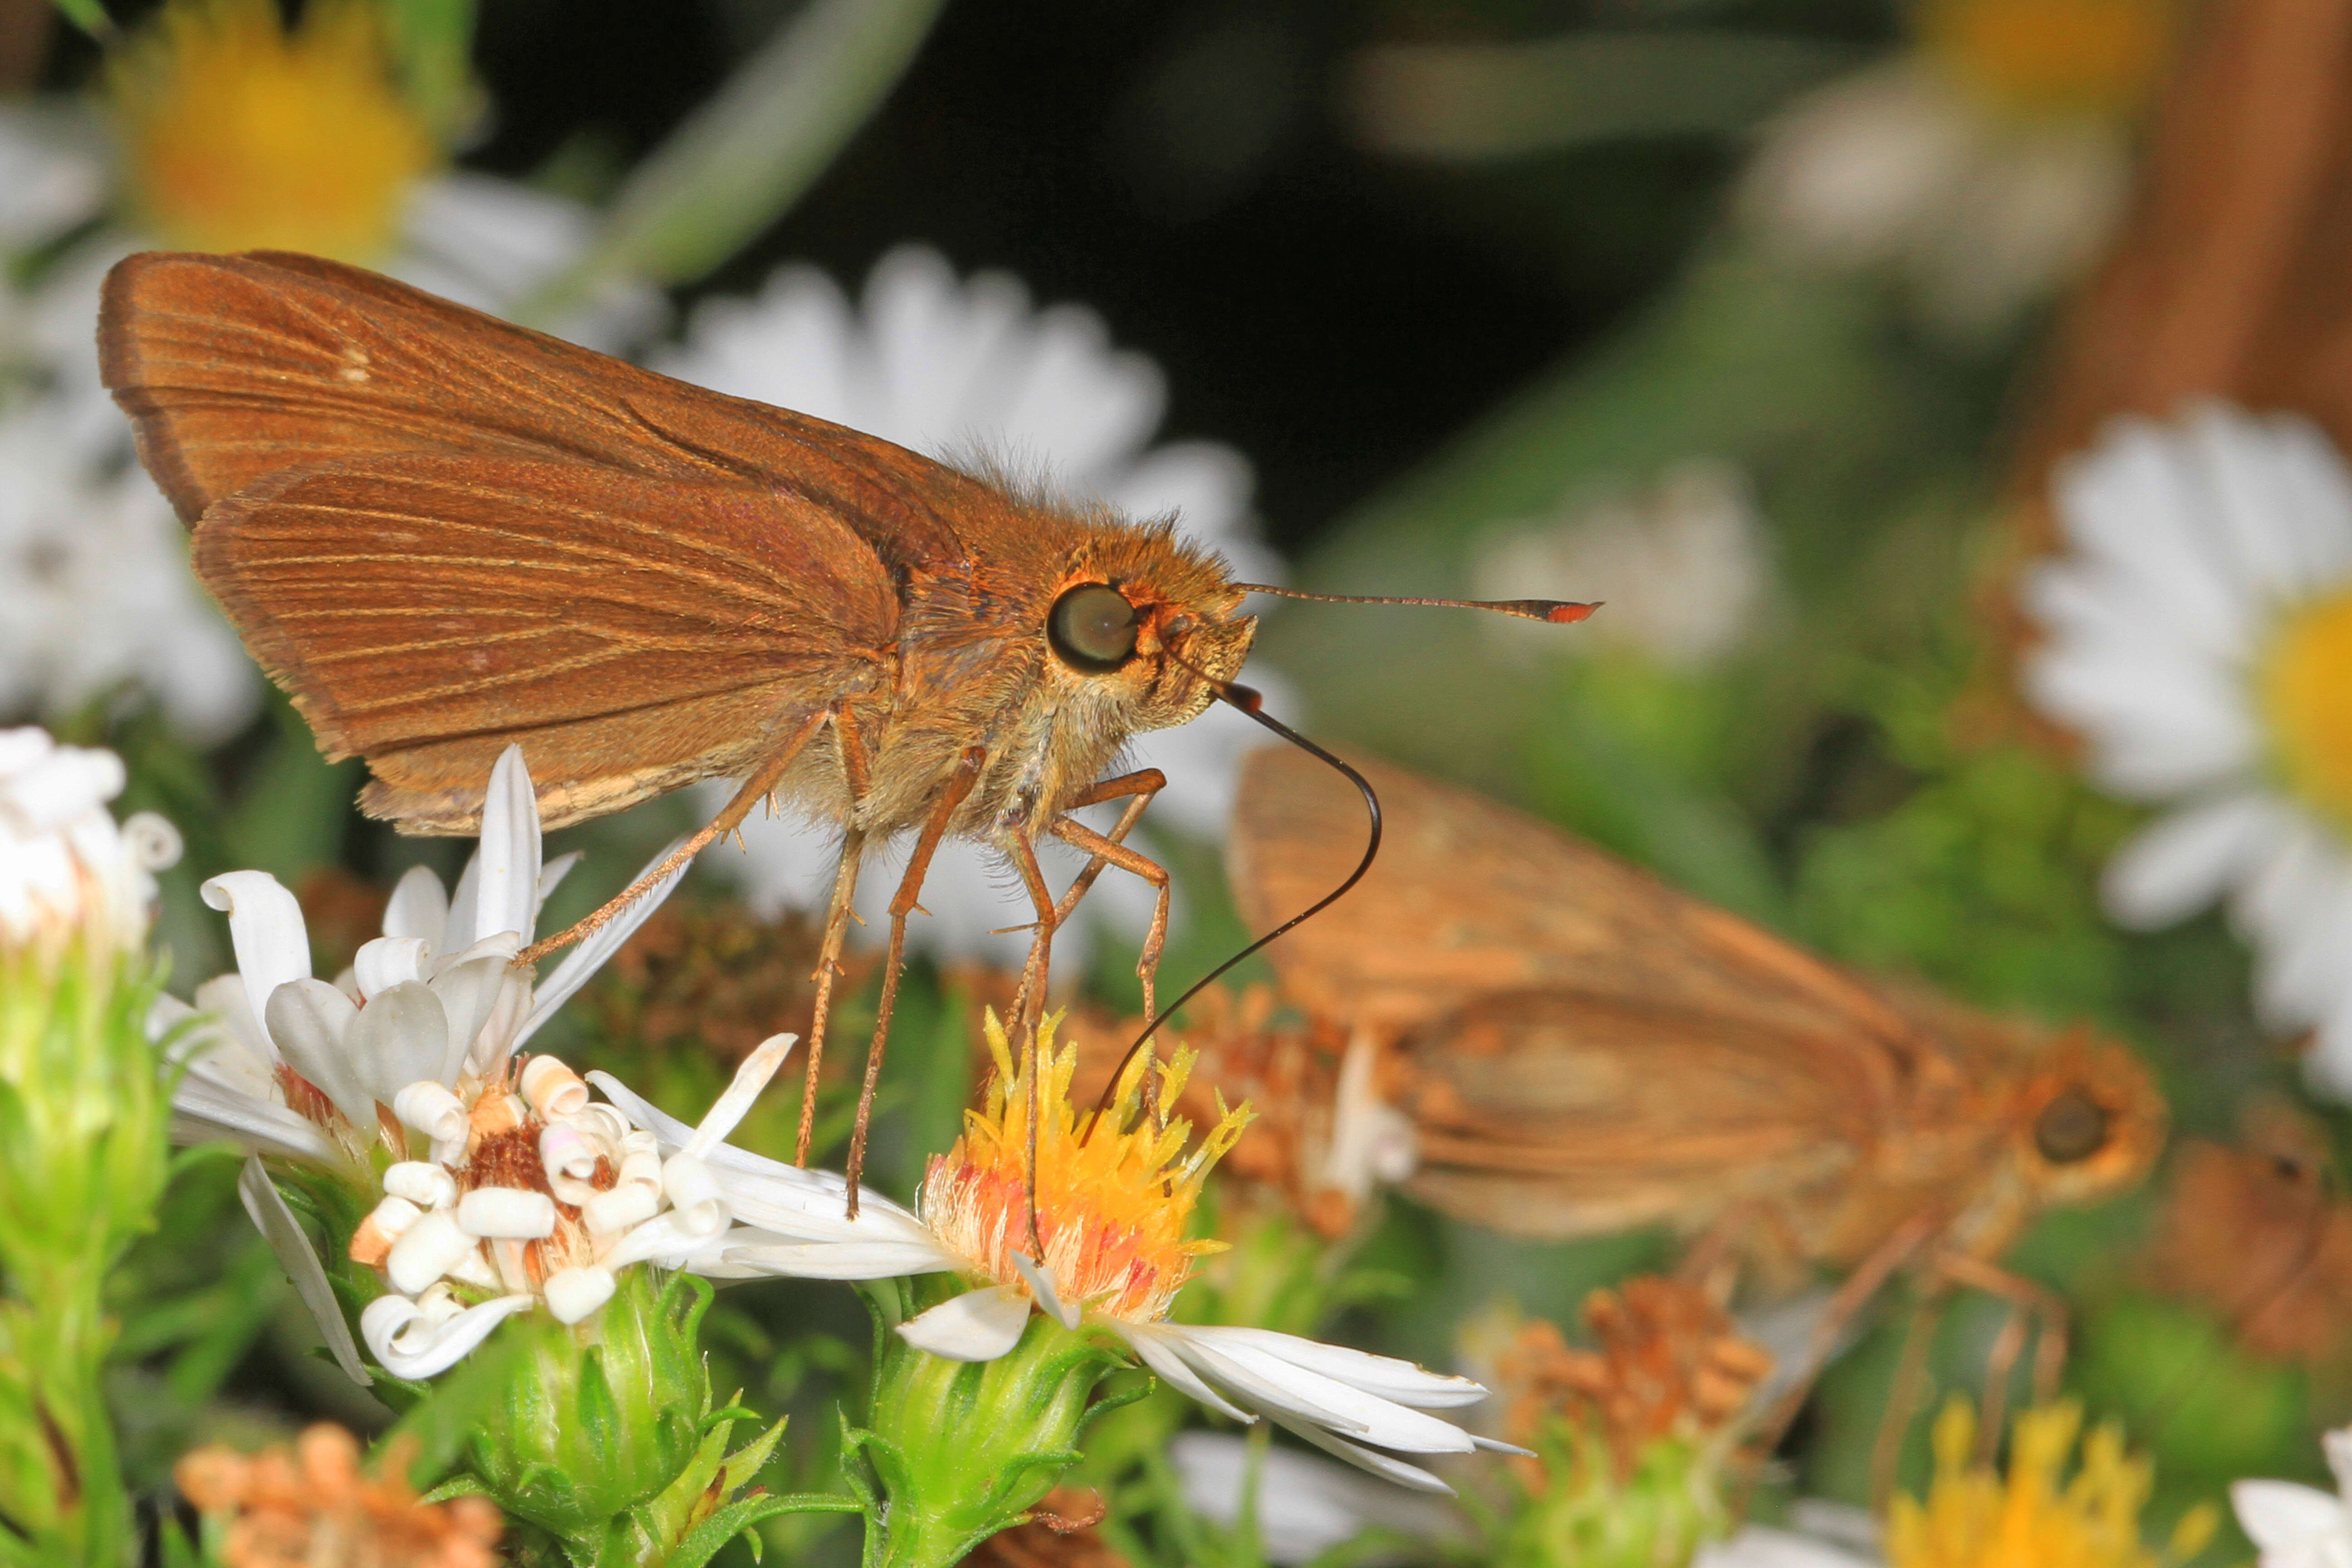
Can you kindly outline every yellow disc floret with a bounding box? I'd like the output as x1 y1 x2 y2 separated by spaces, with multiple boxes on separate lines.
919 1012 1252 1325
1887 1400 2215 1568
109 0 436 260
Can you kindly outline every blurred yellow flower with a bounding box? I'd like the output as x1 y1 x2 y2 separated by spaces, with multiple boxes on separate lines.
1921 0 2175 121
1887 1400 2214 1568
108 0 436 260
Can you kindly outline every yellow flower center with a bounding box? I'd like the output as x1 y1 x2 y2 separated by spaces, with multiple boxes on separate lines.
1920 0 2175 120
109 0 437 260
1887 1401 2215 1568
2261 586 2352 830
918 1012 1253 1325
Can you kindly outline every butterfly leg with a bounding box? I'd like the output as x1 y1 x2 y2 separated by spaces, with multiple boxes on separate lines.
843 748 986 1215
1047 769 1170 1022
1928 1249 2070 1450
1756 1208 1945 1450
794 829 868 1166
1870 1288 1951 1508
516 709 828 965
1007 837 1062 1257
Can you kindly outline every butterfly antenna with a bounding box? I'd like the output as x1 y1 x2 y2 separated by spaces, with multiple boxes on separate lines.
1232 583 1599 623
1078 668 1381 1143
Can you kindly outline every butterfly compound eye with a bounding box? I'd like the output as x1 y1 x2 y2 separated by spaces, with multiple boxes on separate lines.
1048 583 1139 673
2032 1087 2111 1164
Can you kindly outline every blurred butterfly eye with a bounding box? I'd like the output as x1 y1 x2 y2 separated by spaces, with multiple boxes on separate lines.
1048 583 1139 673
2033 1087 2111 1164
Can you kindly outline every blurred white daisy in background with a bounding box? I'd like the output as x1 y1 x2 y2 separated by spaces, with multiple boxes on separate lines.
656 244 1288 973
0 0 653 740
1170 1431 1466 1563
1470 456 1770 670
1740 0 2174 337
0 725 179 961
2023 404 2352 1098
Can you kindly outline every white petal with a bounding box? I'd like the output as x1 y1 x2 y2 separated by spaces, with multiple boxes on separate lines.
1113 1322 1254 1423
1010 1250 1081 1330
429 948 519 1082
538 850 583 904
263 980 372 1126
514 833 693 1050
201 872 311 1039
361 1290 535 1380
353 936 427 1001
237 1156 369 1385
382 864 449 951
2233 1480 2352 1552
721 1239 960 1279
897 1285 1033 1361
1267 1413 1456 1495
1174 1330 1478 1453
686 1033 797 1155
1188 1326 1489 1409
2103 795 2287 928
171 1078 341 1162
347 980 451 1107
474 746 543 944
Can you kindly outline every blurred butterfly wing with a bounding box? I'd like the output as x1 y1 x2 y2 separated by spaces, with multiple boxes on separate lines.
1398 989 1888 1240
1230 745 1923 1051
97 249 972 572
197 456 902 831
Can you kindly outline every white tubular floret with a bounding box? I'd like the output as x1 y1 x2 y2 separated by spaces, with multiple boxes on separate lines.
457 1187 557 1240
544 1265 617 1325
520 1055 588 1119
662 1153 725 1238
382 1161 457 1210
386 1211 474 1295
393 1082 468 1159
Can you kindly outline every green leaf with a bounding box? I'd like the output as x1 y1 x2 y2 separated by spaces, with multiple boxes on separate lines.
45 0 112 39
671 1495 865 1568
519 0 950 316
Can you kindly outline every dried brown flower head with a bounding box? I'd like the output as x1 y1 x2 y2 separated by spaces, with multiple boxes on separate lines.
1495 1276 1774 1487
969 1487 1129 1568
581 902 852 1064
174 1425 501 1568
2150 1131 2352 1367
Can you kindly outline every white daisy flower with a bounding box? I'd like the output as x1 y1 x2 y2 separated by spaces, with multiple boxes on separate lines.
687 1014 1506 1493
161 745 689 1380
0 725 180 960
0 403 258 743
653 245 1288 972
0 0 654 737
1739 0 2172 336
350 1032 802 1381
1470 457 1770 670
2232 1426 2352 1568
2022 404 2352 1097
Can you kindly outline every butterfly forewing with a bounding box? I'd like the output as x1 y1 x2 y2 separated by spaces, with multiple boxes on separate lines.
1231 745 1926 1058
98 250 975 565
196 456 899 830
